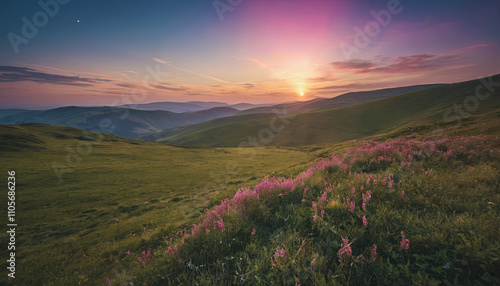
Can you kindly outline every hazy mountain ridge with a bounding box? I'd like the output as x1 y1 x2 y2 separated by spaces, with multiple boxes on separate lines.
156 76 499 147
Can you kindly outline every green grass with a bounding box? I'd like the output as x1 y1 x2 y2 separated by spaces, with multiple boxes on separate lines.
0 124 315 285
143 135 500 285
157 75 500 147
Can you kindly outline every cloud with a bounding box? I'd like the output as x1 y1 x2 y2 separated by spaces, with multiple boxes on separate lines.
152 84 186 91
313 82 368 91
240 83 255 89
0 66 110 87
331 59 376 70
116 83 135 88
331 54 461 74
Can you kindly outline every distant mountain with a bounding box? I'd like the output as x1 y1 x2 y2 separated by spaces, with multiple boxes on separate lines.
0 109 40 119
0 106 240 139
239 84 443 115
155 76 499 147
120 101 272 113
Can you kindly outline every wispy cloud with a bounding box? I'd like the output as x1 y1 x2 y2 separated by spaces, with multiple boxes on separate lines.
153 57 231 84
331 54 461 74
152 84 186 91
0 66 111 87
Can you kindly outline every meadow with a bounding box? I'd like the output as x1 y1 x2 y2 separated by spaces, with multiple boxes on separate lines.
0 124 314 285
0 108 499 285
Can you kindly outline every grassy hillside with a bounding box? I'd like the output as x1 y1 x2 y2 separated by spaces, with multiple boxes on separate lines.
158 75 500 147
238 84 442 115
138 134 500 285
0 124 315 285
0 106 240 139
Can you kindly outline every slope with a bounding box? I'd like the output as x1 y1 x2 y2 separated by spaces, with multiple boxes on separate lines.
158 75 500 147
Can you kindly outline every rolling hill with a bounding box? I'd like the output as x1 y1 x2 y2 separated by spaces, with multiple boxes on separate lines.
120 101 272 112
157 75 499 147
0 106 241 139
238 84 443 115
0 123 314 284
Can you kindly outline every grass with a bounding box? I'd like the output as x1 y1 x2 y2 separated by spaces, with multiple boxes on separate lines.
157 75 500 147
141 135 500 285
0 124 314 285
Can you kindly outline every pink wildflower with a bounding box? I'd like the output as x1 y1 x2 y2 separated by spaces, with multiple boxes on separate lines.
362 215 367 226
349 201 355 212
400 232 410 250
310 258 317 266
106 277 111 285
206 228 210 234
319 192 327 204
127 250 131 255
138 249 151 266
174 244 178 253
167 246 173 254
251 228 256 235
337 237 352 261
371 244 378 261
388 180 394 188
321 209 325 217
401 190 405 198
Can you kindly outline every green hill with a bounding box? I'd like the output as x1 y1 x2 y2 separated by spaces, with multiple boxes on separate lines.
0 106 240 139
158 75 500 147
238 84 443 115
0 124 314 285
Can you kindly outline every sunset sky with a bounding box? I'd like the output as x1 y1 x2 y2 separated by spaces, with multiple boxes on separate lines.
1 0 499 109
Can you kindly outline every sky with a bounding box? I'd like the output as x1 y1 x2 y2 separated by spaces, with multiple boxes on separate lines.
0 0 499 109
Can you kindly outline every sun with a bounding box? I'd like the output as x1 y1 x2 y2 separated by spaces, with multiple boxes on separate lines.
300 92 304 96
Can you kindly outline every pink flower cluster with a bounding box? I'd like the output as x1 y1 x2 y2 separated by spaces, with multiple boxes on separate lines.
400 232 410 250
337 237 352 261
138 249 151 266
371 244 378 261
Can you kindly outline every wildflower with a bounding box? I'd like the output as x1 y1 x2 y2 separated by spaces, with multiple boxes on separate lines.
388 180 394 188
400 232 410 250
371 244 377 261
310 258 317 266
217 219 225 232
337 237 352 261
362 215 367 226
303 187 308 197
167 246 173 254
362 202 366 211
206 228 210 234
349 201 355 212
251 228 256 235
366 177 370 186
444 264 450 269
106 277 111 285
138 249 151 266
319 192 327 204
127 250 131 255
321 209 325 217
401 190 405 198
360 185 364 191
174 244 178 253
206 201 209 208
